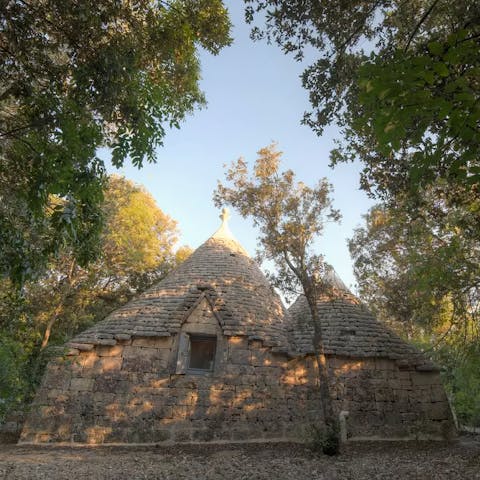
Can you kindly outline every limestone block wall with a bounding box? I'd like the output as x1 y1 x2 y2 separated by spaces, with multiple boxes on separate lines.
20 334 322 444
20 294 454 445
328 356 454 440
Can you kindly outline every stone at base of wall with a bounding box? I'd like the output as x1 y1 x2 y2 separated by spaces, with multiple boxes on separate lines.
347 434 455 442
460 425 480 434
0 411 25 444
17 434 456 447
18 438 298 447
0 431 21 444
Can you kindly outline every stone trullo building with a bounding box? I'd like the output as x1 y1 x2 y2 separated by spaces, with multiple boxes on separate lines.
20 211 454 444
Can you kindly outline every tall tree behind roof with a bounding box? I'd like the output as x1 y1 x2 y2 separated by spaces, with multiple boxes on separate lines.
214 143 342 454
0 0 231 283
0 174 190 418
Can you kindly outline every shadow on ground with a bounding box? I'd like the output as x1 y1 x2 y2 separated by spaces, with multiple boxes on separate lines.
0 437 479 480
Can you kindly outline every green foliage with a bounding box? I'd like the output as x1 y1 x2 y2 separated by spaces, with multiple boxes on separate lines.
0 324 59 423
411 337 480 428
0 283 50 421
353 28 480 196
0 175 190 419
244 0 479 199
0 0 231 283
447 354 480 427
349 183 479 334
310 424 341 456
215 144 341 451
350 183 479 426
0 336 28 421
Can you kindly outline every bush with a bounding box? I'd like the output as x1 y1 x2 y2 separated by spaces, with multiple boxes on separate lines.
431 340 480 428
0 332 54 424
0 337 29 422
447 354 480 428
310 423 340 456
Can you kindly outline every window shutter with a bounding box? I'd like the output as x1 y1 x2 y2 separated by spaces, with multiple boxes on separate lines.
176 332 190 374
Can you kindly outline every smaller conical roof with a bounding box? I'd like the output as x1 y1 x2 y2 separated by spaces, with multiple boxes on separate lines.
321 265 350 292
69 209 290 352
287 270 438 370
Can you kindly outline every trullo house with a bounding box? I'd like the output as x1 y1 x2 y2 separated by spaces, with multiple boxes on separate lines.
20 210 454 444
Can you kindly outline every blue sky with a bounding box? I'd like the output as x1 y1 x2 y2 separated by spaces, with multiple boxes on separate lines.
104 1 374 292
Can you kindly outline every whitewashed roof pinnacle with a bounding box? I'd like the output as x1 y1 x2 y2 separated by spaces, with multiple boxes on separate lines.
211 208 248 255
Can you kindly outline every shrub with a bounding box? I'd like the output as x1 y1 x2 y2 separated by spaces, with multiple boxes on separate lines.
310 423 340 456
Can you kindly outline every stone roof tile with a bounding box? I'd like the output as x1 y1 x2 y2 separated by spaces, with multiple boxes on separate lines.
287 291 438 370
69 218 291 352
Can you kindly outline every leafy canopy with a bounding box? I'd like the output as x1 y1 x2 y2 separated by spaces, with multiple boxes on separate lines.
0 175 191 418
214 144 340 298
1 175 188 346
244 0 479 198
349 181 479 334
214 143 341 453
102 175 180 280
0 0 231 283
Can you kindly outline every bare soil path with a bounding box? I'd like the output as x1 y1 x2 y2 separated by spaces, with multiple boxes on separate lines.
0 437 479 480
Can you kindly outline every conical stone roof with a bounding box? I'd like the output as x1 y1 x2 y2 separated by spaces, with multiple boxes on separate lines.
69 210 290 352
287 272 438 371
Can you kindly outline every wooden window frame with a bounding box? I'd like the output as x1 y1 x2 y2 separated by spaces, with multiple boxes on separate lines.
175 332 217 375
187 334 217 374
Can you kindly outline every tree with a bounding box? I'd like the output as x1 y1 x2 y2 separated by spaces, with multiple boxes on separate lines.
0 0 231 283
32 175 189 349
214 143 342 454
349 183 479 336
100 175 180 285
244 0 479 199
0 175 190 418
349 184 480 426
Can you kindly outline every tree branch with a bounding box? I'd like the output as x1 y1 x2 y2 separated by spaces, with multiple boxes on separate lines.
0 123 40 138
282 250 302 281
404 0 441 52
333 0 383 57
5 133 40 154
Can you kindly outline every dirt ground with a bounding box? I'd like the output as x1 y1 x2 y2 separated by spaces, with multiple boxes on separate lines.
0 436 479 480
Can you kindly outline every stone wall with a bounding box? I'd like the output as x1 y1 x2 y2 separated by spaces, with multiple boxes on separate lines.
19 297 454 444
0 411 24 443
19 336 323 444
19 346 455 444
328 356 454 440
20 299 322 444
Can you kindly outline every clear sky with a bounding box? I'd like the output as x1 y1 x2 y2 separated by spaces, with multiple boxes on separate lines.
104 1 374 292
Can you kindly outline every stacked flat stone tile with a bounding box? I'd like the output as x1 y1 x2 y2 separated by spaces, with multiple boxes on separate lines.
20 211 454 444
68 220 290 353
288 285 437 371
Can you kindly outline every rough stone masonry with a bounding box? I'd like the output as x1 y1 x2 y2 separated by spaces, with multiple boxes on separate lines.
20 211 455 444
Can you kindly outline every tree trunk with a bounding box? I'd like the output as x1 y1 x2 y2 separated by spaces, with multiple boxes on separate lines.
305 294 336 424
40 259 77 350
40 305 62 350
304 282 339 453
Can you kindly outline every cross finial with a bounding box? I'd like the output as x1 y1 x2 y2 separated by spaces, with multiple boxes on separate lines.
220 207 231 225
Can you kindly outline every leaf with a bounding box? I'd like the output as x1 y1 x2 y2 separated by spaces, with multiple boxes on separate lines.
379 88 391 99
0 0 232 283
422 70 435 85
433 62 449 77
384 122 396 134
428 42 444 56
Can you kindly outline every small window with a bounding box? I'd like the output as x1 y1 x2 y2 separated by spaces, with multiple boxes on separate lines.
188 335 216 373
